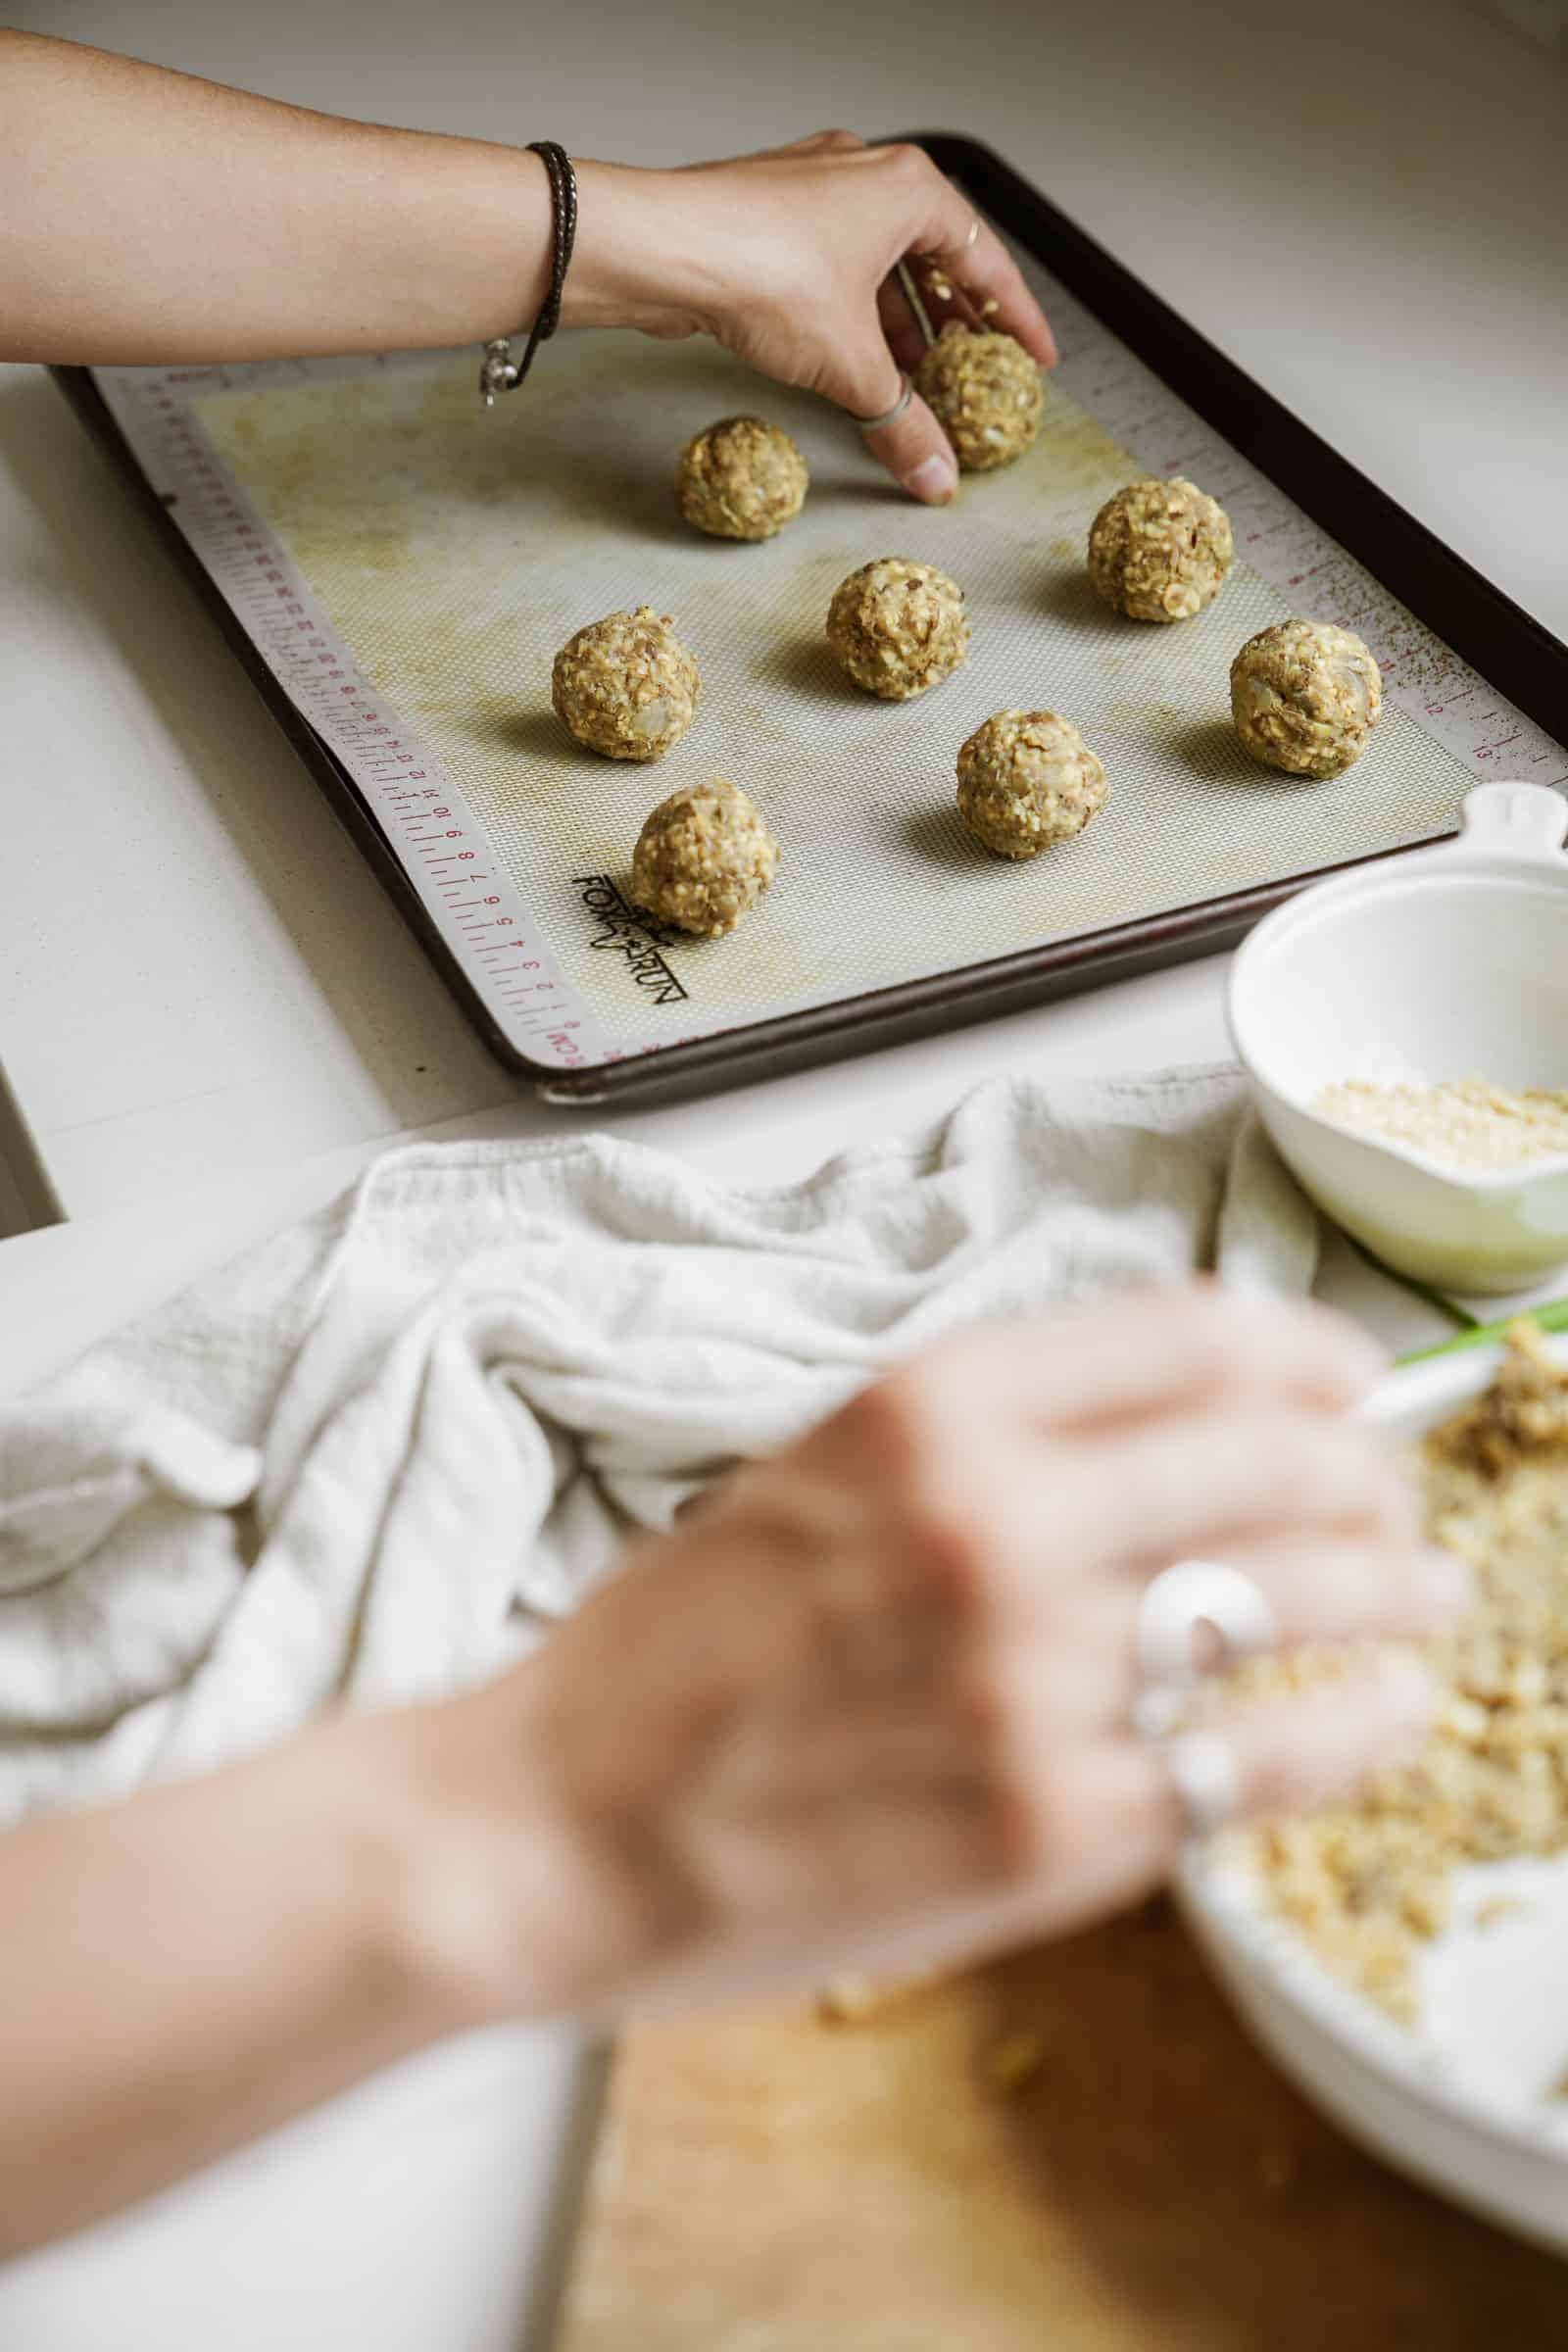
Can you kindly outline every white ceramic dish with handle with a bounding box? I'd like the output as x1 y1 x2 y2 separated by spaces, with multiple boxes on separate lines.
1228 782 1568 1294
1179 1332 1568 2254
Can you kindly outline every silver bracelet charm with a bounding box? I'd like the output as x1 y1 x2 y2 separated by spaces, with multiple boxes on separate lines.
479 339 520 408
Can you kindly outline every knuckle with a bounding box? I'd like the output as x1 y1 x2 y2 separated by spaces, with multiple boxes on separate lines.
1185 1294 1305 1386
836 1360 1013 1614
849 1349 969 1458
814 125 863 152
906 1493 998 1622
1183 1307 1266 1390
877 138 928 183
943 1650 1009 1752
840 1364 932 1467
1271 1298 1380 1395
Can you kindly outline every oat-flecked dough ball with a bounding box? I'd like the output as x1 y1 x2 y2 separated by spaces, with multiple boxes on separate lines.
675 416 809 542
1230 617 1383 779
912 319 1043 472
956 710 1108 860
551 606 700 761
1088 476 1234 622
825 558 970 700
631 776 780 938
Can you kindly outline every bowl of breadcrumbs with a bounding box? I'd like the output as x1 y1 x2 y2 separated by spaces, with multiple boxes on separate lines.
1181 1325 1568 2253
1229 781 1568 1294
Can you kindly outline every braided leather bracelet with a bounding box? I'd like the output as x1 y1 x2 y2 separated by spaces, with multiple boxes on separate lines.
478 140 579 408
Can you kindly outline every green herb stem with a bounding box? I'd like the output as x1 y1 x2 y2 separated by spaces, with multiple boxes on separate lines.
1396 1297 1568 1367
1343 1235 1484 1335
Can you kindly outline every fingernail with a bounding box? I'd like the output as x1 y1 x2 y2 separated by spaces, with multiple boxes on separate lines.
1419 1544 1475 1620
904 452 958 503
1373 1649 1439 1728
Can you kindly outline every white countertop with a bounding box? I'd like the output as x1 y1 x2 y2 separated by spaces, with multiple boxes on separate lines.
4 0 1567 1226
1 0 1563 2342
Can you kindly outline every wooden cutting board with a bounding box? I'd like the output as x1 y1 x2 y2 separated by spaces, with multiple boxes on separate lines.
552 1895 1568 2350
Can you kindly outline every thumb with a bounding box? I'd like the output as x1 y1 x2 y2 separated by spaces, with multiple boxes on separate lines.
859 381 959 506
816 315 960 506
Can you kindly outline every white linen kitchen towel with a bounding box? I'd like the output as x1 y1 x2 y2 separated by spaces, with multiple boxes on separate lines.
0 1068 1315 1825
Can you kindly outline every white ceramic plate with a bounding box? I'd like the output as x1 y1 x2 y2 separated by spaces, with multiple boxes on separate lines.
1179 1332 1568 2253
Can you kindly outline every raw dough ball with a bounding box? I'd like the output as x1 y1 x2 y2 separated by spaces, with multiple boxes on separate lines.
552 605 700 761
956 709 1108 860
1088 476 1233 622
912 319 1043 472
675 416 808 541
631 776 780 937
1230 618 1383 778
825 557 970 699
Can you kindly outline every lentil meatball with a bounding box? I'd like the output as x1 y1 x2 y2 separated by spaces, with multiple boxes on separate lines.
1230 618 1382 779
630 776 779 937
956 709 1108 859
912 319 1043 472
551 605 700 761
1088 476 1234 622
675 416 808 541
825 557 970 699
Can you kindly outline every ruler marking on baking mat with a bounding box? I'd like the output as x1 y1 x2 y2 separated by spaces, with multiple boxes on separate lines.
1034 264 1565 776
90 241 1568 1077
94 363 637 1078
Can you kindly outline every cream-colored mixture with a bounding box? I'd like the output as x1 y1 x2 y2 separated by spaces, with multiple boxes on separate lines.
956 709 1108 860
630 775 779 937
551 605 701 762
1087 476 1233 622
1230 617 1382 779
1317 1078 1568 1170
825 557 970 700
1241 1326 1568 2023
674 415 808 542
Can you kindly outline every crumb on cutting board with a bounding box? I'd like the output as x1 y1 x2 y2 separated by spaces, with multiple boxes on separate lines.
982 2029 1047 2093
815 1970 937 2025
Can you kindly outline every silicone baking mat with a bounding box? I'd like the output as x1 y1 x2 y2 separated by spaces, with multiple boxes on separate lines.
80 167 1568 1095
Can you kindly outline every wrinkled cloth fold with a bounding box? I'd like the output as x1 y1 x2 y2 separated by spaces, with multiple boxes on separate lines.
0 1068 1315 1824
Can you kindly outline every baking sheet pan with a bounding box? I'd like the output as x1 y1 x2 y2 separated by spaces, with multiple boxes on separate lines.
54 136 1568 1104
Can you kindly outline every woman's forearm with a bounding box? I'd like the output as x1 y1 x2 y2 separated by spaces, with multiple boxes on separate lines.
0 1706 511 2258
1 38 1058 496
0 1289 1446 2258
0 32 675 366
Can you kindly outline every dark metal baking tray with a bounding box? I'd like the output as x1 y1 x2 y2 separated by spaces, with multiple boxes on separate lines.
52 133 1568 1108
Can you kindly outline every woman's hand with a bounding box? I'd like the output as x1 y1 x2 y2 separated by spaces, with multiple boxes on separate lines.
429 1286 1466 2029
0 1283 1464 2255
0 38 1048 505
574 133 1058 504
